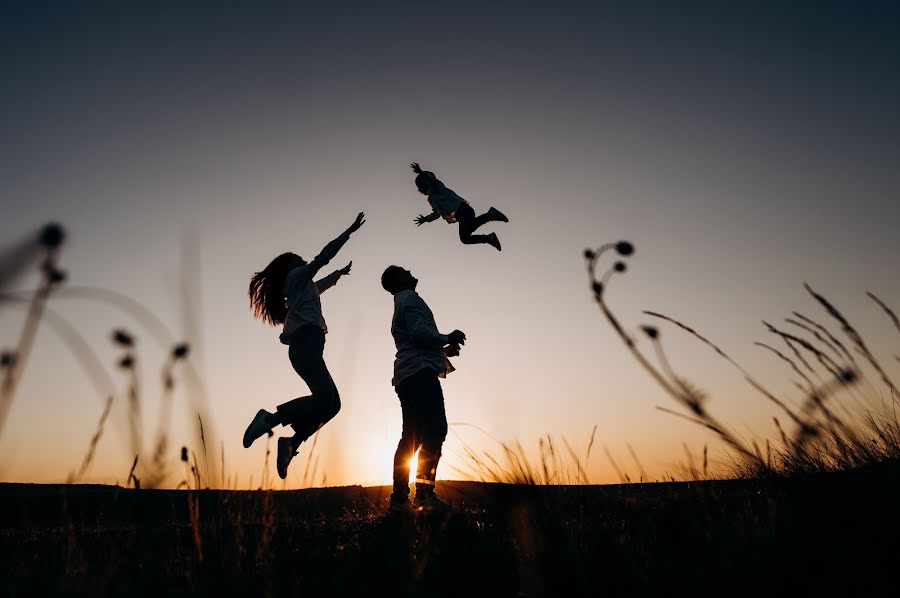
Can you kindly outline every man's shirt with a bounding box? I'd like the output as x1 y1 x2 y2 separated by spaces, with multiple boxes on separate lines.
391 290 454 386
426 180 467 223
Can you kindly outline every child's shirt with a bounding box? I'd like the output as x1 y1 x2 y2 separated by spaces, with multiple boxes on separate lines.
426 180 468 223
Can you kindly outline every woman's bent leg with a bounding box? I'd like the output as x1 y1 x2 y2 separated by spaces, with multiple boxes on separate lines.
275 327 341 446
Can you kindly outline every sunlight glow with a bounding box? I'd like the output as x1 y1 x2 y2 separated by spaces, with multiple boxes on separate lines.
408 451 419 480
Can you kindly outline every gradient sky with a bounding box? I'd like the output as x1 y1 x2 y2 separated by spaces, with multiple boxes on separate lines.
2 1 899 488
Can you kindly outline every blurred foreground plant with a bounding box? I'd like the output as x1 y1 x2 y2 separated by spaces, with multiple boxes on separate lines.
585 240 899 477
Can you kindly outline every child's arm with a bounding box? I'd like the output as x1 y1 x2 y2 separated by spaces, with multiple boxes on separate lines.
414 211 441 226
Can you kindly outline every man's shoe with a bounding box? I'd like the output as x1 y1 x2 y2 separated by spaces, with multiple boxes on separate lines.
387 499 413 516
413 491 451 513
276 437 298 480
486 233 502 252
487 207 509 223
243 409 273 448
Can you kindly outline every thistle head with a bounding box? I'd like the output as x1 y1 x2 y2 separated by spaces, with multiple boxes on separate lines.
112 329 134 348
172 343 190 360
0 351 16 368
39 223 65 249
839 369 856 384
615 241 634 256
640 325 659 339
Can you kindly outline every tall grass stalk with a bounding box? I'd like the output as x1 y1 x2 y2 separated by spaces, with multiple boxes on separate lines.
586 240 900 478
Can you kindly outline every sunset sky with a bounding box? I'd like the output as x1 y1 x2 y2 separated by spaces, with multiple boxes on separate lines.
1 1 899 488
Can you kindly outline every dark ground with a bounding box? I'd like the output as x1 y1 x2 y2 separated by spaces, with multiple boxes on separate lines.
2 465 898 597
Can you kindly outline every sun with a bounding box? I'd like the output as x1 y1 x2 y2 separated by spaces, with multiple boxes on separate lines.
408 450 419 479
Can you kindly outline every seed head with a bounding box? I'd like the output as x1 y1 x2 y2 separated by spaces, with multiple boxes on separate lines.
583 249 595 260
118 355 134 369
0 351 16 368
48 269 66 285
613 261 626 272
592 281 603 297
112 329 134 348
615 241 634 256
839 369 856 383
172 343 190 360
180 446 189 462
39 223 65 249
640 325 659 339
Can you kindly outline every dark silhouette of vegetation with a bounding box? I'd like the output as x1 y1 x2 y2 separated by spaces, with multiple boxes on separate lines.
584 240 900 478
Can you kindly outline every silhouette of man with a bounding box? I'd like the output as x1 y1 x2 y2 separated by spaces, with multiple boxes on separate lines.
381 265 465 513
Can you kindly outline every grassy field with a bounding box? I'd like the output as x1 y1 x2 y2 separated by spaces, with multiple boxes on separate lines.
2 465 898 597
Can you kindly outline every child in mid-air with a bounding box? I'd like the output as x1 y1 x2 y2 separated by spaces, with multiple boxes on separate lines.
410 162 508 251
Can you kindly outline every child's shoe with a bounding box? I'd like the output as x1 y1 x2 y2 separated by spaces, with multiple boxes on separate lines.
487 207 508 223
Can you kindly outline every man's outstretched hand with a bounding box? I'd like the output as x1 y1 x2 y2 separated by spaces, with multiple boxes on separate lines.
445 343 461 358
347 212 366 234
410 162 423 174
338 262 352 276
447 330 466 346
414 214 430 226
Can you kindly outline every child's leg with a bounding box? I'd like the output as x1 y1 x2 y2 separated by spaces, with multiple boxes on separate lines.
457 203 500 246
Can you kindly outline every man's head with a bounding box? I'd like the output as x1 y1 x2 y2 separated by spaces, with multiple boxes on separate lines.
381 265 418 294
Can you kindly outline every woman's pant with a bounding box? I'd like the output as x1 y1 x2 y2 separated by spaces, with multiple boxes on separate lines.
275 326 341 443
391 367 448 500
455 202 495 245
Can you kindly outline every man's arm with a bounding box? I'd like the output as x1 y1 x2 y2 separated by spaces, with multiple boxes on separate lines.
403 299 466 348
306 213 365 278
403 301 448 348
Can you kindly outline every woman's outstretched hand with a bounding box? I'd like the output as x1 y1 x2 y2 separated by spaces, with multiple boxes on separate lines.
414 214 429 226
338 262 352 276
410 162 423 174
347 212 366 234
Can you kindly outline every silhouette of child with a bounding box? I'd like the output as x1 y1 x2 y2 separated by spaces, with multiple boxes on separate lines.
410 162 508 251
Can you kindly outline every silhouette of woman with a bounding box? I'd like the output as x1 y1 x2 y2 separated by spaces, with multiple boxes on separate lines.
242 212 365 479
410 162 508 251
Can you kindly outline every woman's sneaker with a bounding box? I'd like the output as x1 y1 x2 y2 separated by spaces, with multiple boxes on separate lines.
276 437 298 479
243 409 273 448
